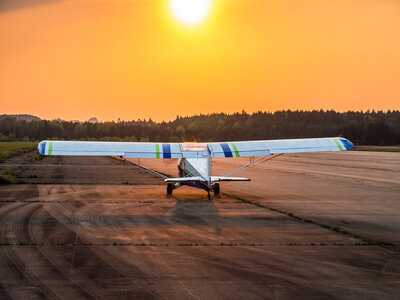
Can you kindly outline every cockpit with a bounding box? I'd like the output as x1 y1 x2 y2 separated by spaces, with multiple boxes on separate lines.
181 143 208 152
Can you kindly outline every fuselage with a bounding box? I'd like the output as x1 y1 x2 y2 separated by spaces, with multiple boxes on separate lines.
177 143 212 191
178 157 212 191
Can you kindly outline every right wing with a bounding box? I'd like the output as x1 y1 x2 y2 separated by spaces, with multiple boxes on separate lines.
38 141 183 158
208 137 353 158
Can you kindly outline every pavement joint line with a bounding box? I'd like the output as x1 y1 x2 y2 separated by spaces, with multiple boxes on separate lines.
0 242 374 247
222 192 396 250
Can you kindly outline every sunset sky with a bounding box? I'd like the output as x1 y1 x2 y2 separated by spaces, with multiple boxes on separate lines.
1 0 399 121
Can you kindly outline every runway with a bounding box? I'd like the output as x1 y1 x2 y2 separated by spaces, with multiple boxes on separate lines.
0 151 399 299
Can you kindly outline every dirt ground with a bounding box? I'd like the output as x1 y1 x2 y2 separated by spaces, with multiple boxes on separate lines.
0 151 399 299
0 152 161 185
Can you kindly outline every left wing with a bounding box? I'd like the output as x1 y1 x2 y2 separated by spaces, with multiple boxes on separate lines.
38 141 183 158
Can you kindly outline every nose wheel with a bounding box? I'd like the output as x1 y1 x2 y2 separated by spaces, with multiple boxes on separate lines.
167 183 174 195
213 183 220 195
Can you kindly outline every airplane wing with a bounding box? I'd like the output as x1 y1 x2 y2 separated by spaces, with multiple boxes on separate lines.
39 137 353 159
38 141 183 158
208 137 353 158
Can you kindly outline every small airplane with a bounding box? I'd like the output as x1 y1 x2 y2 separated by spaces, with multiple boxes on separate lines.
38 137 353 198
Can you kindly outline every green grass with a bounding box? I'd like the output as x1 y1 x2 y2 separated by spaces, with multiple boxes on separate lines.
0 142 38 163
0 168 20 184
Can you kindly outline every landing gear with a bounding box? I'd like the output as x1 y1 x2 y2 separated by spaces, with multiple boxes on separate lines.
213 183 220 195
167 183 174 195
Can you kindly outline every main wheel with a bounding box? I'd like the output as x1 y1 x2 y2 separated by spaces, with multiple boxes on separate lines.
167 183 173 195
213 183 220 195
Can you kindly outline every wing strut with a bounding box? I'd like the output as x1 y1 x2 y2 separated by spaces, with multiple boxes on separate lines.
224 153 284 177
118 157 169 179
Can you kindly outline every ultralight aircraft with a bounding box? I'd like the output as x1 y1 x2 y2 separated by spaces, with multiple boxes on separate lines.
38 137 353 198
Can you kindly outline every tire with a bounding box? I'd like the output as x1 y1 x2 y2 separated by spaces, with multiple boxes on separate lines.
167 183 173 194
213 183 220 195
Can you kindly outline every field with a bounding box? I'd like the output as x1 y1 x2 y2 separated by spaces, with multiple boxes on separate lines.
0 142 37 163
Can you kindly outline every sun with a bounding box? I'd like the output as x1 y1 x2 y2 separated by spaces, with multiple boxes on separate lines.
171 0 211 25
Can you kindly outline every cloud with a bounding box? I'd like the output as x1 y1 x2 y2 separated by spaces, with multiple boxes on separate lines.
0 0 64 13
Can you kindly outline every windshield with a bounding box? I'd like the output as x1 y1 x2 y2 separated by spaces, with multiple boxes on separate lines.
182 143 208 151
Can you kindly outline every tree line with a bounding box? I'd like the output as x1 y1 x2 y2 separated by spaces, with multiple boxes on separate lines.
0 110 399 145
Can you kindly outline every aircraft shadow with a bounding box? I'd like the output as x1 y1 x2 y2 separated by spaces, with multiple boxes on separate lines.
172 197 222 233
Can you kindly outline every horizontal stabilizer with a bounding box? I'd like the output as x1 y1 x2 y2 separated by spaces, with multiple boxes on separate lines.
211 176 250 182
165 177 205 183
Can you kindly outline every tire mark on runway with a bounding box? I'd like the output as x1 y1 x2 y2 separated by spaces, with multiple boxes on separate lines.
0 203 58 299
37 186 115 298
55 187 232 298
74 188 162 298
382 255 400 282
38 185 159 298
2 201 99 298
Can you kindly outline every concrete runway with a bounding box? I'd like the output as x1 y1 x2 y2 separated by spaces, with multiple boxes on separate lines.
0 151 399 299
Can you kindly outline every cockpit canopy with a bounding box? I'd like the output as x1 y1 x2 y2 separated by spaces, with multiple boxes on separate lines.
182 143 208 152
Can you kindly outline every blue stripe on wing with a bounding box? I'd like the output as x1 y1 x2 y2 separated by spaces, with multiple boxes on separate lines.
220 143 233 157
162 143 171 158
38 141 46 155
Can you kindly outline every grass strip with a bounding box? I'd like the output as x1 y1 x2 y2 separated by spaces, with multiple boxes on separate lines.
0 142 38 163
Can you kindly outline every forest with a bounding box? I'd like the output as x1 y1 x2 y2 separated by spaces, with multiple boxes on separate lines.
0 110 399 145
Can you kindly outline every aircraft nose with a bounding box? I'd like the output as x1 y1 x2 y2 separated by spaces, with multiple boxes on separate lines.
38 141 46 155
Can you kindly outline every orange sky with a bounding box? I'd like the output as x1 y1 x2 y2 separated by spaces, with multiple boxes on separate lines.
1 0 399 121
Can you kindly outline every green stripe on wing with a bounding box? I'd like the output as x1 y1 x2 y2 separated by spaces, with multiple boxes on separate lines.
230 142 240 157
156 143 160 158
48 142 53 155
333 139 343 151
